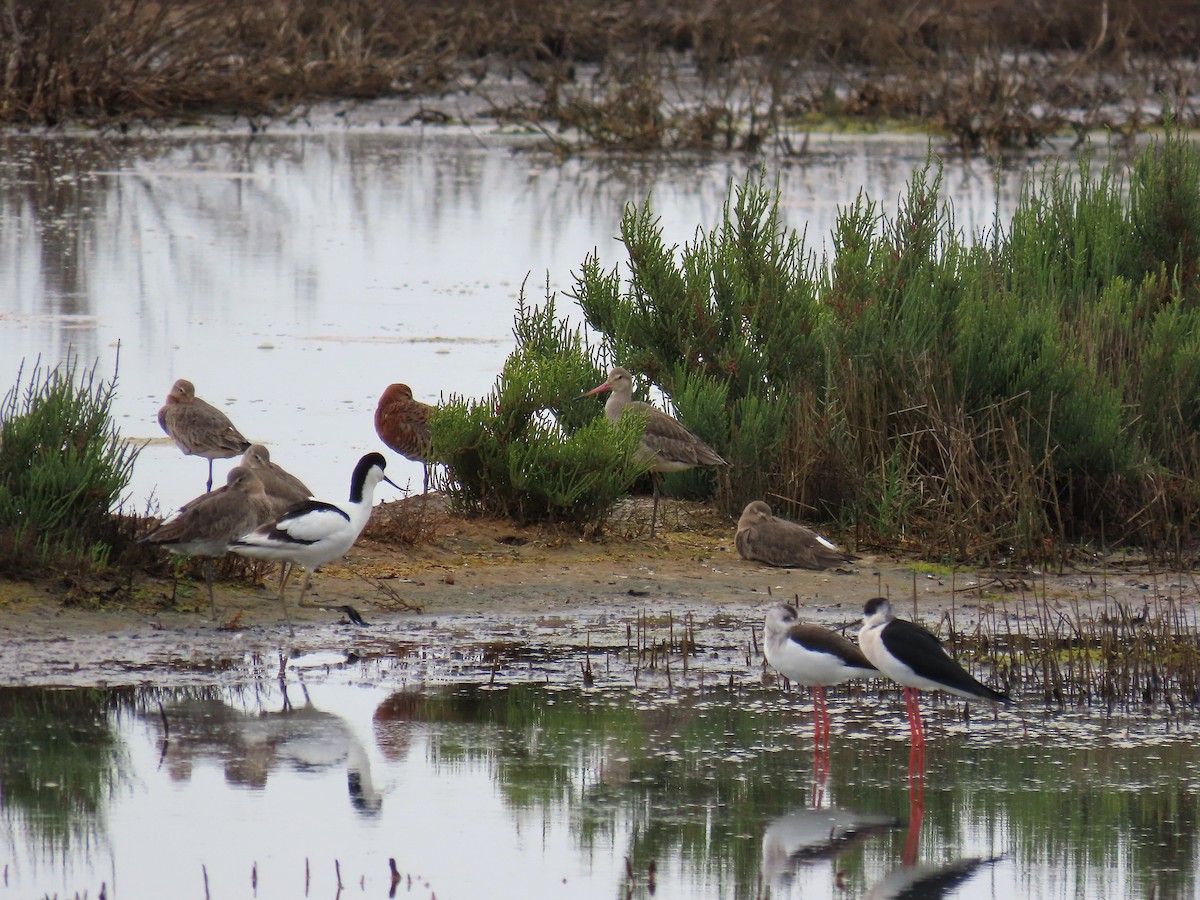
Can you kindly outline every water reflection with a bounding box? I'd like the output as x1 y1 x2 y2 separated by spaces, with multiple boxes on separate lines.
0 128 1058 510
2 680 1197 898
145 684 381 815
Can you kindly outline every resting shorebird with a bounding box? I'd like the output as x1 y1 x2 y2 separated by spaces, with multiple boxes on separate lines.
582 366 725 537
158 379 252 492
241 444 313 506
229 453 399 627
241 443 314 592
858 597 1010 749
139 466 262 618
374 383 435 491
737 500 858 569
763 602 876 747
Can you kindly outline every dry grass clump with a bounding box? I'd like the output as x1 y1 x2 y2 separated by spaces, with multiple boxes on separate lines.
2 0 1195 150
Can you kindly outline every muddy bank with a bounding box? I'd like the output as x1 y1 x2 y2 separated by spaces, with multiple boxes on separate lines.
0 497 1188 687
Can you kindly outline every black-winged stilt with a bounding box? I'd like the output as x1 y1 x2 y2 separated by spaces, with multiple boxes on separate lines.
763 602 877 748
858 596 1009 749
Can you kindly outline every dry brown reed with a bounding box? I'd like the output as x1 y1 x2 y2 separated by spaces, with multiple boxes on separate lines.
1 0 1194 149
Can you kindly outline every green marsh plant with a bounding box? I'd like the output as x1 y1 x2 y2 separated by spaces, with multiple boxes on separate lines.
568 129 1200 563
0 352 139 571
432 293 651 529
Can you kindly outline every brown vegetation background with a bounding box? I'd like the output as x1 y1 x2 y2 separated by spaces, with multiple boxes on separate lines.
3 0 1195 149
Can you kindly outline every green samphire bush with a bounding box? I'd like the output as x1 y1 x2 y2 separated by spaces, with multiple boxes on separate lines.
558 128 1200 563
428 129 1200 560
432 294 652 529
0 353 139 568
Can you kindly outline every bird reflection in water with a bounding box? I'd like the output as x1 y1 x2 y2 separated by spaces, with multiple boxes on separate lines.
145 683 381 815
761 806 901 891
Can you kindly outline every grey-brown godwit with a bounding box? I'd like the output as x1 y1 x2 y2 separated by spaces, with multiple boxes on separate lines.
374 383 435 491
582 366 726 537
139 465 262 618
158 378 252 492
241 444 313 506
241 443 314 597
229 453 399 626
736 500 858 569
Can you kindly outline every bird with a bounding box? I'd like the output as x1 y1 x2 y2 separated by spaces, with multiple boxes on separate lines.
228 452 399 627
581 366 726 537
858 597 1010 749
763 602 877 748
737 500 858 569
139 466 262 618
241 444 313 505
240 443 314 592
374 383 435 491
158 378 252 492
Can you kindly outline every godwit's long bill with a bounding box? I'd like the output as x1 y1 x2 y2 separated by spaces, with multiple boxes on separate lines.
581 366 725 537
158 378 252 492
857 597 1010 752
139 466 262 618
737 501 858 569
229 452 398 630
763 603 876 750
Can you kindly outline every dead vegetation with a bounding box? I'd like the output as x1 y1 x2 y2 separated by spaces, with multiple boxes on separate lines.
1 0 1195 150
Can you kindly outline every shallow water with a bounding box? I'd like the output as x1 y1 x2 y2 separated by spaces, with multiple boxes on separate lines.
1 124 1060 512
3 650 1198 900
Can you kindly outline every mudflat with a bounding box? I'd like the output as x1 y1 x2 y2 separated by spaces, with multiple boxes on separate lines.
0 496 1184 687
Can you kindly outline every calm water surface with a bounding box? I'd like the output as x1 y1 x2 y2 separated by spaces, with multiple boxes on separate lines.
3 653 1198 900
2 126 1047 510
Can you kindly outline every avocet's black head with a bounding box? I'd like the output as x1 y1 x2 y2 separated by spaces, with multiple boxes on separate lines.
349 451 399 502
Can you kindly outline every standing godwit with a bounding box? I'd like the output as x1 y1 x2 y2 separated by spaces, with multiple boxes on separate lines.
139 466 262 618
158 379 252 491
374 383 435 491
582 366 726 537
763 602 876 749
737 501 858 569
858 597 1010 752
229 452 399 625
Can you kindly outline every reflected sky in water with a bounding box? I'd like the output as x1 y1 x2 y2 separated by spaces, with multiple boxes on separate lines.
0 128 1052 512
3 669 1197 900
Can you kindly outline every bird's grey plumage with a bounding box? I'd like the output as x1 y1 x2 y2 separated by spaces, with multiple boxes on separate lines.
139 466 261 618
582 366 725 536
158 378 252 491
736 500 857 569
241 444 313 506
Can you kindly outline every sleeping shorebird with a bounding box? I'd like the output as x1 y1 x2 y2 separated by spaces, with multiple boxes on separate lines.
581 366 726 537
858 597 1010 751
139 466 262 618
229 452 399 628
241 443 314 593
737 500 858 569
241 444 313 506
374 383 435 491
763 602 877 749
158 378 252 491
